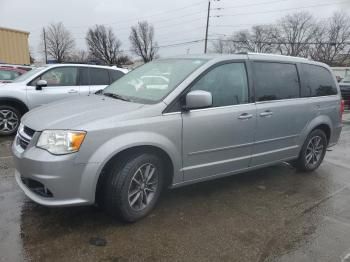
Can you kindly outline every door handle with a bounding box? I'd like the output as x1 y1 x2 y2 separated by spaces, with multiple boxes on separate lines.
68 89 78 94
259 111 273 117
238 113 253 120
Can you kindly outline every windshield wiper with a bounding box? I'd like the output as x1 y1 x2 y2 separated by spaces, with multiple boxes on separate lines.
103 92 132 102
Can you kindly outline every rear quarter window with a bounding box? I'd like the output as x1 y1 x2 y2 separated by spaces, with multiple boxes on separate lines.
301 64 337 97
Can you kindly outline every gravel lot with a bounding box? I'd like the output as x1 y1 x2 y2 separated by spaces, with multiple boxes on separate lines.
1 123 350 262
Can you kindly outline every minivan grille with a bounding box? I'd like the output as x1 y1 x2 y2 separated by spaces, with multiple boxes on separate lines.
16 125 35 150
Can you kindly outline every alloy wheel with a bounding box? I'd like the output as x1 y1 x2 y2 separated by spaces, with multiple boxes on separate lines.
128 163 158 211
0 109 19 134
305 135 324 168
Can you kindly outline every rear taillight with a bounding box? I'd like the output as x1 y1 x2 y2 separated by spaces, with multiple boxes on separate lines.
340 99 345 119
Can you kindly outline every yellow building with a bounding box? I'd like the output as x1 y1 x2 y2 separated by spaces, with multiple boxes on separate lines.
0 27 30 65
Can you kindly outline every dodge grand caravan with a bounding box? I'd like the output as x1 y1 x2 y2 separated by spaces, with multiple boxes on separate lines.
13 53 343 222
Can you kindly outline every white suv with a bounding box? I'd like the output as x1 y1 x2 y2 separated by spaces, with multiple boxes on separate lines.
0 64 127 135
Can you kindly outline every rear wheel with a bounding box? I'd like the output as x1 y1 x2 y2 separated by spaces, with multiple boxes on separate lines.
102 153 164 222
294 129 327 172
0 105 21 136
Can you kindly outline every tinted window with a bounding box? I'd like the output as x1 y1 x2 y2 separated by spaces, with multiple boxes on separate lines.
90 68 109 85
190 63 249 107
301 64 337 97
79 67 90 85
109 70 124 83
32 67 78 86
253 62 299 101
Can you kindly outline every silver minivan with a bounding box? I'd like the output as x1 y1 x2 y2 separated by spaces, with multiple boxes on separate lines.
12 54 343 222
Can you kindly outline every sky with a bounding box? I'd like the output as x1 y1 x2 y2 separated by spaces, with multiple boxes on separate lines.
0 0 350 62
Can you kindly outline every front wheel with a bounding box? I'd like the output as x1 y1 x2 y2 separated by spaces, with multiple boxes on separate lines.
294 129 327 172
102 153 164 222
0 105 21 136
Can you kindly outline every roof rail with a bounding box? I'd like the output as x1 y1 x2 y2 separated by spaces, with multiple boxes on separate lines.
246 52 309 60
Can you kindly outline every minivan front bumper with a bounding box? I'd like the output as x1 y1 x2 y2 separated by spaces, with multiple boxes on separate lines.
12 137 100 207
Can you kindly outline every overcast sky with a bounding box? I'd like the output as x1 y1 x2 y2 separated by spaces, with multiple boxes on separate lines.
0 0 349 62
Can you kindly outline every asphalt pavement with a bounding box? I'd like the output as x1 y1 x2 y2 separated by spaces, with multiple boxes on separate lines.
1 122 350 262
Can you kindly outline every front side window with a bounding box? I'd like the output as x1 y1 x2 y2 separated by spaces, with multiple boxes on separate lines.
13 66 47 83
90 68 110 85
190 62 249 107
31 67 78 86
253 62 300 101
103 59 207 104
301 64 338 97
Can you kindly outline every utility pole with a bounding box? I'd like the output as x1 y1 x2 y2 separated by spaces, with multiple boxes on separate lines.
43 28 48 64
204 0 211 54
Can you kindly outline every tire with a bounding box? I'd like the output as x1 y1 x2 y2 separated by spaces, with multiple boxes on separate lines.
102 152 164 222
294 129 327 172
0 105 21 136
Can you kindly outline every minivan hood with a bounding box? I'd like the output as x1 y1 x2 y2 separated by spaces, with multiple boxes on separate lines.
21 95 145 131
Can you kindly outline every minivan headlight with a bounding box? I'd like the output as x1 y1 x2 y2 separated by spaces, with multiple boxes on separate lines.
37 130 86 155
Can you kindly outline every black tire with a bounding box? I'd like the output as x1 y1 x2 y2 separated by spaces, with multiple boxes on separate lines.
102 152 164 222
0 105 21 136
294 129 327 172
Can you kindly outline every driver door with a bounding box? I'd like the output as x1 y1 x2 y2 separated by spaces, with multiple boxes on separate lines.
26 66 79 109
182 62 256 182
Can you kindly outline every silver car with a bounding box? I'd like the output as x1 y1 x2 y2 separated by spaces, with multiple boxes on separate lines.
0 64 126 135
12 54 343 222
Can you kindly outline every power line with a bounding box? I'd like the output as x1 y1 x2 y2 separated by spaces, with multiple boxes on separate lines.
208 38 350 45
63 1 207 29
214 0 289 10
219 0 348 17
29 16 206 38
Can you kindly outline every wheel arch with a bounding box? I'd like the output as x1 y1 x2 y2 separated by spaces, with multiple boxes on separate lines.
300 115 332 147
79 131 182 204
95 145 174 204
0 97 29 115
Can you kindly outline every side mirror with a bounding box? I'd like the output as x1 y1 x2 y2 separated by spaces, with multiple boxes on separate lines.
184 90 212 110
36 80 47 90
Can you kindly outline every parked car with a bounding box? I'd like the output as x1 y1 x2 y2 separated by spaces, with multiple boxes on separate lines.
339 76 350 109
0 63 33 72
0 64 126 135
13 54 343 222
0 66 31 83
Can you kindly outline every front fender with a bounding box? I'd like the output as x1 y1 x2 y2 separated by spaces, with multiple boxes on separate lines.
79 131 183 202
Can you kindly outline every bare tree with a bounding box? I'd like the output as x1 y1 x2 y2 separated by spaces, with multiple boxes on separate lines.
211 38 226 54
310 12 350 65
86 25 123 65
129 21 158 62
274 12 317 57
233 25 277 53
211 36 236 54
41 22 75 63
68 50 90 63
115 54 132 65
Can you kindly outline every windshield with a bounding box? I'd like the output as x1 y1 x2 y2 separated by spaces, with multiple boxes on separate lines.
102 58 207 104
12 66 46 83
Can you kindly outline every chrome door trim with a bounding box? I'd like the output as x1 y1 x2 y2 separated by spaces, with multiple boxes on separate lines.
188 134 299 156
182 145 299 172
